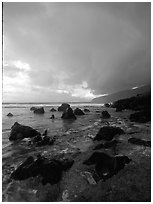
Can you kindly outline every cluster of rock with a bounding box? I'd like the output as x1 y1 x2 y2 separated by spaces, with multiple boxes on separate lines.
9 122 55 147
11 154 74 185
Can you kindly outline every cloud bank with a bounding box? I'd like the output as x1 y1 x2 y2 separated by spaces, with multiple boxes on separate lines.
3 2 151 102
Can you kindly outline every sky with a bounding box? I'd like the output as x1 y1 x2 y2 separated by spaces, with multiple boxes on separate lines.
3 2 151 102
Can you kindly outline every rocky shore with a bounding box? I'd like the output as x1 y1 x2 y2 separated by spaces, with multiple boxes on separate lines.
2 102 151 202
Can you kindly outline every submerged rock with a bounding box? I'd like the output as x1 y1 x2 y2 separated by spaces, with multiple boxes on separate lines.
100 111 110 119
74 108 85 115
9 122 40 141
33 107 45 114
58 103 70 112
128 137 151 147
61 107 77 120
83 152 131 181
36 136 55 147
93 126 125 141
11 155 74 185
7 113 13 117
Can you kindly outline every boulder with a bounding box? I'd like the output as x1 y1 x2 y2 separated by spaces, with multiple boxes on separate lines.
100 110 110 119
74 108 85 115
83 152 131 181
7 113 13 117
9 122 40 141
61 107 77 120
128 137 151 147
33 107 45 114
93 126 125 141
30 107 37 111
50 108 56 112
93 140 119 150
84 108 90 112
129 110 151 123
58 103 70 112
104 103 110 107
11 155 74 185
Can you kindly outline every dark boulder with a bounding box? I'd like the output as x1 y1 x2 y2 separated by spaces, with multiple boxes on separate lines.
7 113 13 117
61 107 77 120
50 108 56 112
129 110 151 123
128 137 151 147
11 155 74 185
93 140 119 150
101 111 110 119
9 122 40 141
30 107 37 111
93 126 125 141
33 107 45 114
58 103 70 112
83 152 131 181
74 108 85 115
84 108 90 112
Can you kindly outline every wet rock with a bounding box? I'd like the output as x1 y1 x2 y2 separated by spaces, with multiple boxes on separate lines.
11 155 74 185
50 108 56 112
58 103 70 112
100 110 110 119
7 113 13 117
33 107 45 114
61 107 77 120
84 108 90 112
93 140 119 150
128 137 151 147
104 103 110 107
32 134 42 143
74 108 85 115
36 136 55 147
93 126 125 141
83 152 131 181
9 122 40 141
30 107 37 111
129 110 151 123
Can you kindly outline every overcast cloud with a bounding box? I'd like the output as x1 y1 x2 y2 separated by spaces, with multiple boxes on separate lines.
3 2 151 102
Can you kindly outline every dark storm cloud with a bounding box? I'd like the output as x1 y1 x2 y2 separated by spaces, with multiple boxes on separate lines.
3 2 151 101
